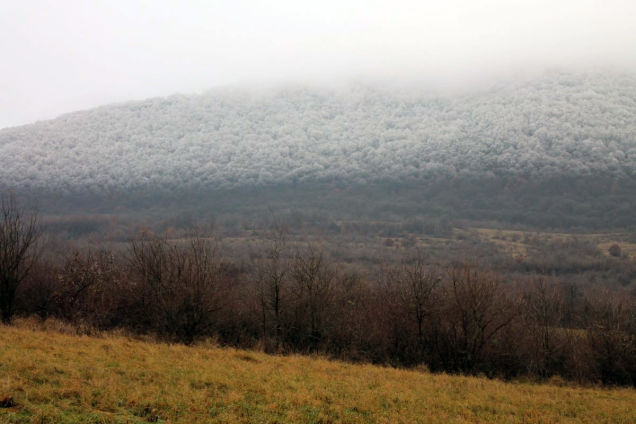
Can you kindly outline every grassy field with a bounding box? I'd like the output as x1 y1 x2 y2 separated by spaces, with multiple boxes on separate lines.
471 227 636 258
221 226 636 263
1 323 635 423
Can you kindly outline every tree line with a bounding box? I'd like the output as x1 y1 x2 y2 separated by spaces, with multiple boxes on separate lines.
1 194 634 386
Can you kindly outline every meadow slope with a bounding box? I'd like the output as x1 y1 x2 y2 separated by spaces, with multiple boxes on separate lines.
1 324 635 423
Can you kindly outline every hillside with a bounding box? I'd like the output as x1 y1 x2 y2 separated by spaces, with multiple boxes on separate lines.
1 71 635 228
1 71 634 192
1 323 635 423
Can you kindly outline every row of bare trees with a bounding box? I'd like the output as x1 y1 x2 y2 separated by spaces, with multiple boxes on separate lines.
8 235 636 385
0 194 634 385
0 193 39 324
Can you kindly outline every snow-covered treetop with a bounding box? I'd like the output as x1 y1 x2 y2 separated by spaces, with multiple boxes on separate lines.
1 71 634 194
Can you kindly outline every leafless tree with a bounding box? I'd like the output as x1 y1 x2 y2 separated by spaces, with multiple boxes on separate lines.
522 278 564 377
0 192 39 324
128 233 231 344
16 259 59 320
584 289 635 385
377 251 441 364
376 262 413 364
398 253 440 356
291 245 335 349
54 249 119 327
252 227 288 349
442 265 518 372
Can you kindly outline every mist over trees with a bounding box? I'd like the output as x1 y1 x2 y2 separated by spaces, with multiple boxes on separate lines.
0 71 634 194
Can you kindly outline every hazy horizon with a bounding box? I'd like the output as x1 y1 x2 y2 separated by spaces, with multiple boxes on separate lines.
2 0 636 129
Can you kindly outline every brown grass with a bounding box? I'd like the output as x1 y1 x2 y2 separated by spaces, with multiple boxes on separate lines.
0 322 635 423
473 227 636 259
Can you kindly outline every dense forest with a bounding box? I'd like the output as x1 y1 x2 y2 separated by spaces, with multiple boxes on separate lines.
2 71 634 192
2 71 634 228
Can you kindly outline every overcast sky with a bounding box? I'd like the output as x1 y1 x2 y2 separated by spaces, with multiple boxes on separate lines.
1 0 635 129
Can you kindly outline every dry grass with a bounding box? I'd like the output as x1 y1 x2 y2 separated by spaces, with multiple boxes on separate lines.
472 227 636 259
1 323 635 423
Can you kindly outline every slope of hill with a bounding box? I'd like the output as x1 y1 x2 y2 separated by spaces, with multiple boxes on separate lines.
1 71 635 228
1 71 634 192
1 323 635 423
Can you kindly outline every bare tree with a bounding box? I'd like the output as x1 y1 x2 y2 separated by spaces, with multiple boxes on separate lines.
128 233 231 344
399 253 440 357
252 227 288 349
377 262 413 364
175 237 230 345
442 265 517 373
378 252 441 364
0 192 39 324
584 289 635 385
16 259 59 321
291 245 335 350
54 249 119 327
522 278 564 377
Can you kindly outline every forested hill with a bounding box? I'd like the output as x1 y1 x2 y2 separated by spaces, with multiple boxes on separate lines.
1 71 635 228
1 71 634 193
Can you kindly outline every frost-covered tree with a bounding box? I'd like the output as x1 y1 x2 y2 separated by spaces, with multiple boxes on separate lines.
0 71 634 193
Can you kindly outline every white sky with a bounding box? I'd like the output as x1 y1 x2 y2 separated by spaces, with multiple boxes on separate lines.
1 0 635 129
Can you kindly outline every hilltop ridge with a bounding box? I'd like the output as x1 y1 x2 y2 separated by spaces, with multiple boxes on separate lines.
1 71 634 193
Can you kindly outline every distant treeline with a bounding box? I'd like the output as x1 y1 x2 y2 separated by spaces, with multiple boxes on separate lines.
6 232 635 387
16 174 636 231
